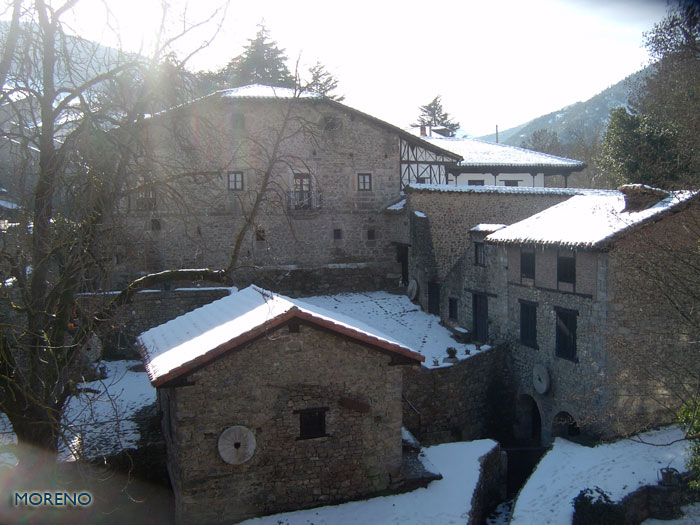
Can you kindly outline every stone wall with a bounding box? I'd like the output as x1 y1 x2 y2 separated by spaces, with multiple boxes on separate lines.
162 321 409 524
402 346 511 445
469 443 506 525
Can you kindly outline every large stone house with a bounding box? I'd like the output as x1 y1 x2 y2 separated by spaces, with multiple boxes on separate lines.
116 84 461 291
408 183 699 443
138 285 423 524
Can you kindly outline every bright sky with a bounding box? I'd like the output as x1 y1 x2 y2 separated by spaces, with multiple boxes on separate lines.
59 0 669 136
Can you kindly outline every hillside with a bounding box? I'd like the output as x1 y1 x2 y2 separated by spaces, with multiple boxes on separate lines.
480 67 651 147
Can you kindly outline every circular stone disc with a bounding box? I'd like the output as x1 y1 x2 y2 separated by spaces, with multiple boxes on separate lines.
218 426 256 465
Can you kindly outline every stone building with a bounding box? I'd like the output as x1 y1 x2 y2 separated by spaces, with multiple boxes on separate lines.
137 285 423 524
482 185 699 442
116 84 460 291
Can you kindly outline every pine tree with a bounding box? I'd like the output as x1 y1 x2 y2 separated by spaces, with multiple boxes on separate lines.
305 61 344 101
222 24 295 88
414 95 460 137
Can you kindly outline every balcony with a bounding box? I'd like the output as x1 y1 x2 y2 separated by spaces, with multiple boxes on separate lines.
286 190 322 213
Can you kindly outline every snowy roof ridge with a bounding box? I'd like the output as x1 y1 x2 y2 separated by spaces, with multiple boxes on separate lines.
407 183 615 197
219 83 321 100
486 190 698 249
419 136 585 168
471 223 506 233
138 285 423 386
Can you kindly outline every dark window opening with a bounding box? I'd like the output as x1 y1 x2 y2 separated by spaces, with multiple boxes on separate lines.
231 112 245 130
555 308 577 361
504 180 519 187
367 229 376 240
323 115 341 132
358 172 372 191
416 176 428 184
553 412 580 437
468 179 485 186
293 173 312 210
150 218 161 231
294 407 328 440
521 249 535 280
519 301 537 348
333 228 342 240
134 188 156 211
557 252 576 286
474 242 485 266
255 227 266 241
448 297 458 320
228 171 244 191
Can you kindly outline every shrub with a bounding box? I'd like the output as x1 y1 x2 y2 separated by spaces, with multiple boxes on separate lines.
572 487 626 525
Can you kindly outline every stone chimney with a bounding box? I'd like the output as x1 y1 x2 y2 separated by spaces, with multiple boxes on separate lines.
420 124 427 137
618 184 669 212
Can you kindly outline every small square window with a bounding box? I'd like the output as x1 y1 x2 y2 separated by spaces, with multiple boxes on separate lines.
294 407 328 440
255 227 265 241
555 308 577 361
228 171 244 191
448 297 458 320
474 242 485 266
519 301 537 348
150 218 161 231
333 229 342 240
358 173 372 191
521 249 535 280
504 180 519 187
557 252 576 286
367 229 376 240
323 115 341 132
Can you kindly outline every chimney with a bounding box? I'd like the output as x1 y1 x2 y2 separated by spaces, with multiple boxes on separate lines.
420 125 426 137
619 184 669 212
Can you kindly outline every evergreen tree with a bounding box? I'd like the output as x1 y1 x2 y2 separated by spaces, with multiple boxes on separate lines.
222 24 295 88
305 61 344 101
413 95 460 137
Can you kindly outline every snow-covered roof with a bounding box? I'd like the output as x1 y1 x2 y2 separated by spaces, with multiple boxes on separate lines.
470 223 506 233
385 199 406 212
486 190 697 249
420 136 585 169
407 182 614 197
138 286 423 386
0 199 18 210
219 84 321 100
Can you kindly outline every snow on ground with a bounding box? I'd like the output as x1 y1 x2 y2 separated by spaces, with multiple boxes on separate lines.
0 360 156 464
511 426 691 525
241 440 498 525
299 291 490 368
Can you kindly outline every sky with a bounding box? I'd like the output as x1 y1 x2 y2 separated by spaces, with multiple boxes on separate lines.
59 0 670 136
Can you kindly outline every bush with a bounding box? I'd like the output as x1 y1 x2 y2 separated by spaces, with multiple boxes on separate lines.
677 396 700 490
572 487 626 525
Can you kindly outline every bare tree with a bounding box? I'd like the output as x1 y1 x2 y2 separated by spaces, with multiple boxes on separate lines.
0 0 232 468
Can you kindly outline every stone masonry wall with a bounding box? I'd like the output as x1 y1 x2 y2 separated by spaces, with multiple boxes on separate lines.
164 321 408 524
402 346 510 445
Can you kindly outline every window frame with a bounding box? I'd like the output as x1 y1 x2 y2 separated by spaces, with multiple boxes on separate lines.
520 248 535 281
227 171 244 191
519 300 537 348
555 307 578 361
357 172 372 191
557 250 576 287
468 179 485 186
294 407 329 440
474 242 485 266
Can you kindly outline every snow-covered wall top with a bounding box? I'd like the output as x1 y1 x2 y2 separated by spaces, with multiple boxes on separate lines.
407 183 614 197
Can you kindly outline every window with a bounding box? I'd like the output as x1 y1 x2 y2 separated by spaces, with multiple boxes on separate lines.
519 300 537 348
294 407 328 440
134 188 156 211
474 242 485 266
468 179 485 186
555 308 577 361
150 218 161 231
367 229 376 240
255 227 265 241
520 249 535 280
231 112 245 130
333 228 342 240
358 173 372 191
292 173 312 209
323 115 341 132
557 251 576 286
228 171 244 191
504 180 519 187
448 297 458 320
